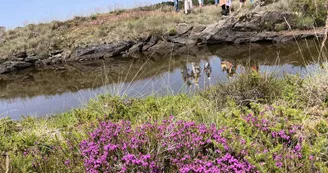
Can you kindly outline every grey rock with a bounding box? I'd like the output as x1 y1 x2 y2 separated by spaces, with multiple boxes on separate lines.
146 41 175 56
198 11 297 44
72 41 133 61
142 36 161 51
49 50 63 56
14 51 28 59
176 24 193 36
0 61 32 74
25 56 39 63
128 42 143 55
192 25 206 33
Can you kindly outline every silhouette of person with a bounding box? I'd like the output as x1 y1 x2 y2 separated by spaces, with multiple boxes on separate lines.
181 64 192 87
191 62 201 87
204 62 212 80
221 60 237 78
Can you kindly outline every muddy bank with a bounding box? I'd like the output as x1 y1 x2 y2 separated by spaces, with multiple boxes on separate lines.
0 11 325 74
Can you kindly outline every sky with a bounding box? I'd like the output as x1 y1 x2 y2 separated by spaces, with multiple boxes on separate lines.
0 0 164 29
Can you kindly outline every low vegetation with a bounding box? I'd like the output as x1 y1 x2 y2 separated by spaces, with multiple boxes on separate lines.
1 63 328 172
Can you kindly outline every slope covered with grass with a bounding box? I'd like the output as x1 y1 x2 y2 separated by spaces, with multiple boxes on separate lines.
0 0 326 59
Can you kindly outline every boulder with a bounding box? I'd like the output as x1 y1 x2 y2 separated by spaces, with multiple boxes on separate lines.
176 23 193 36
142 36 161 51
198 11 296 44
0 61 32 74
72 41 133 61
14 51 28 59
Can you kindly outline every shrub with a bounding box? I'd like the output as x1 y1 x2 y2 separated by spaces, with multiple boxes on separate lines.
295 16 315 30
91 14 98 20
80 118 257 173
291 0 327 26
202 72 282 108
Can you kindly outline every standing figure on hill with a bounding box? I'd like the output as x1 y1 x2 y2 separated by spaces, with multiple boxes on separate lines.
239 0 246 10
174 0 179 12
219 0 232 16
198 0 204 7
184 0 193 14
215 0 220 7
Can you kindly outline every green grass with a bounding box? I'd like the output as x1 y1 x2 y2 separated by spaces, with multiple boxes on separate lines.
1 66 328 172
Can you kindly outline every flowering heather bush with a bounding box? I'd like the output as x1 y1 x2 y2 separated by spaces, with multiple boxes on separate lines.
241 112 305 170
80 117 258 173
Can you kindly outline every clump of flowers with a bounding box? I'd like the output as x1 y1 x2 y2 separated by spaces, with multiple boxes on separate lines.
243 113 304 170
80 117 258 172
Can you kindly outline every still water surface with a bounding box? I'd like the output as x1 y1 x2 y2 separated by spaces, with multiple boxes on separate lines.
0 41 323 119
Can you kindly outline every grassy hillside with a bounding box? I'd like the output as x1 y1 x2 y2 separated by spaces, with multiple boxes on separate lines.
0 0 326 59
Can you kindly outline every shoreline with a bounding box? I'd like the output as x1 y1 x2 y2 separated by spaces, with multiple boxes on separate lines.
0 9 325 74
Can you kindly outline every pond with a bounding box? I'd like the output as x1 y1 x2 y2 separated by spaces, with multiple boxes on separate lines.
0 39 323 119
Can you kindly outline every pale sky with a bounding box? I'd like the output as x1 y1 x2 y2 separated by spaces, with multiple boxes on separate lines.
0 0 164 29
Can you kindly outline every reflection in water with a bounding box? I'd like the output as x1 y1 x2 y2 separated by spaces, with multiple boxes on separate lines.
0 39 325 119
204 62 212 80
181 64 192 88
191 62 201 88
221 60 237 78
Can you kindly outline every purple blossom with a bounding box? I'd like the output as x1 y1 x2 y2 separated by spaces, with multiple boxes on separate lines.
80 118 258 172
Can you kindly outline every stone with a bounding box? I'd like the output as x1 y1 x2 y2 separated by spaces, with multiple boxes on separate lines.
142 36 161 51
192 25 206 33
176 23 193 36
14 51 28 59
146 41 175 56
128 42 143 54
0 61 32 74
72 41 133 61
25 56 39 63
198 11 296 44
49 50 63 56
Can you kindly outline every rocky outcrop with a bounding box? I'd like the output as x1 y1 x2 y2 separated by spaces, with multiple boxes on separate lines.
0 61 32 74
197 11 302 44
71 41 133 61
0 10 324 74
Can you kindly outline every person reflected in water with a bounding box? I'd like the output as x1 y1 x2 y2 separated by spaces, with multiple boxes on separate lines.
181 64 192 87
204 62 212 80
221 60 237 78
191 62 201 87
251 61 259 73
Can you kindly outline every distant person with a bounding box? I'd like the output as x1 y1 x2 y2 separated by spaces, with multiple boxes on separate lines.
174 0 179 12
219 0 232 16
198 0 204 7
239 0 246 10
184 0 193 14
215 0 220 7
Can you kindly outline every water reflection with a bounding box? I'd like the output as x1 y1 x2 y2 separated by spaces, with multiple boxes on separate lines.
0 39 325 119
